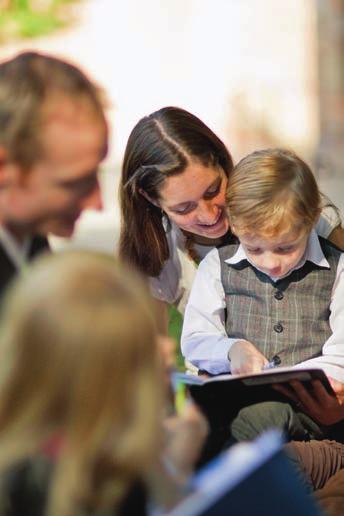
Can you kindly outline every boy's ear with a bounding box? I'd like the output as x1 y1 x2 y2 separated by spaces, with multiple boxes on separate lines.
138 187 160 208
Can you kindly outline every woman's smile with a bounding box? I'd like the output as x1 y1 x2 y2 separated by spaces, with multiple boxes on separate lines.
159 162 230 238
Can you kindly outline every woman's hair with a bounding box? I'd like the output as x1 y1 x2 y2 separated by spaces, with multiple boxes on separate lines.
119 106 233 276
0 51 107 170
0 252 163 516
226 148 322 237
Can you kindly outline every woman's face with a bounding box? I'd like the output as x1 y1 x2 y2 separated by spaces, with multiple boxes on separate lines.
158 161 229 239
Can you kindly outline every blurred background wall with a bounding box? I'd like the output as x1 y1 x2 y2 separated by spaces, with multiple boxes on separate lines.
1 0 343 251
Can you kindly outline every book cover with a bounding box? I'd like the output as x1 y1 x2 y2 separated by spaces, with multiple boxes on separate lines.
172 367 333 425
165 431 322 516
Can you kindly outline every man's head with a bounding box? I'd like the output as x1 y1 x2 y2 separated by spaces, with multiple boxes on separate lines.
0 52 108 238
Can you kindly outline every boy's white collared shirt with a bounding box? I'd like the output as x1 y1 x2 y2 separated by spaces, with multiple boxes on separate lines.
225 229 330 281
181 230 344 382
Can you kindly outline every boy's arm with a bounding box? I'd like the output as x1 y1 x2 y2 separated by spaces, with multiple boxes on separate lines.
293 253 344 382
181 249 237 375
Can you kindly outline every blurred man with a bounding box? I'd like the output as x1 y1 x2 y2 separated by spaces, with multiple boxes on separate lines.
0 51 108 295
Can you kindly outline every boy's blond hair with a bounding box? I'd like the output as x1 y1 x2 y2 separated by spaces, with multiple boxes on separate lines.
0 51 107 170
226 148 322 238
0 252 163 516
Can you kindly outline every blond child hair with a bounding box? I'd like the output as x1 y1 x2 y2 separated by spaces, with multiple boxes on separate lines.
226 148 322 238
0 251 163 516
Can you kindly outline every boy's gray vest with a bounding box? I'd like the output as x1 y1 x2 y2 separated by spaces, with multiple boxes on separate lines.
218 237 341 366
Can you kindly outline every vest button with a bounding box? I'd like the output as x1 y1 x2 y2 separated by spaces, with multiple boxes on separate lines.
274 290 284 300
273 322 283 333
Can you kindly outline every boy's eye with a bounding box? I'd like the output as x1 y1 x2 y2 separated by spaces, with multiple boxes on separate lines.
277 246 295 253
247 248 261 254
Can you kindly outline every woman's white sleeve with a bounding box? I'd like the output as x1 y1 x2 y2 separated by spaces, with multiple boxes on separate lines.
316 204 342 238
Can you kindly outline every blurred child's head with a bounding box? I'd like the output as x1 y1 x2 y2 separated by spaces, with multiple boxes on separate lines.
0 251 163 515
227 148 322 278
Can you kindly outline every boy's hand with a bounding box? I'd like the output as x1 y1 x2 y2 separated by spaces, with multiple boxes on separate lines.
228 339 268 374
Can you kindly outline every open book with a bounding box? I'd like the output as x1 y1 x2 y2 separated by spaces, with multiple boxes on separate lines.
164 431 321 516
172 367 333 424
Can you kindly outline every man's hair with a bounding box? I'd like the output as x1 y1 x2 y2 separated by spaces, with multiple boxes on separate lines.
0 51 107 169
226 148 322 238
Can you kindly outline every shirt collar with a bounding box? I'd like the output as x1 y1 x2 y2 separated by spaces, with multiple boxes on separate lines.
225 230 330 279
0 226 31 270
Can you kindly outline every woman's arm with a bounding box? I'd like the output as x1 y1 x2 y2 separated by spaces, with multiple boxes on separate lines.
153 299 169 334
181 250 234 374
328 225 344 251
317 201 343 250
147 402 208 511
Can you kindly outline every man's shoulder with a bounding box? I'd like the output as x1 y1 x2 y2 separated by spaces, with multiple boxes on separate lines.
29 235 50 259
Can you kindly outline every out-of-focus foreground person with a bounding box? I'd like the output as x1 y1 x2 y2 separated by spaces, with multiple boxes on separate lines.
0 51 108 297
0 252 206 516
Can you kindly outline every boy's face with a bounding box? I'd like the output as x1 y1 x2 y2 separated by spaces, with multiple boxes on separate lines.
1 97 107 239
237 228 310 280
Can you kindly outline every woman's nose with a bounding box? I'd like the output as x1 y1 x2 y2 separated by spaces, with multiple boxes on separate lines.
196 200 218 224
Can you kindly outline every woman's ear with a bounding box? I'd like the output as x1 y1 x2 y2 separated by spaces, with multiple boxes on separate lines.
138 188 160 208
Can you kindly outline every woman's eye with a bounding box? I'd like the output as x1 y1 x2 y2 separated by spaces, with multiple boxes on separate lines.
204 182 221 199
247 248 261 254
172 205 194 215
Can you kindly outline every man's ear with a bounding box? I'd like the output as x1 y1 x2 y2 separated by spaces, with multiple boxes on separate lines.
0 147 9 189
138 187 160 208
0 147 21 190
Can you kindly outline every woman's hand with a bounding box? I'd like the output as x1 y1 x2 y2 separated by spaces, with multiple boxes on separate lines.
148 403 208 511
327 225 344 251
163 401 209 479
228 339 268 374
273 378 344 426
157 335 176 373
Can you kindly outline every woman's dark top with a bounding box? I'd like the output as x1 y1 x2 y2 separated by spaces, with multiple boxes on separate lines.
0 455 148 516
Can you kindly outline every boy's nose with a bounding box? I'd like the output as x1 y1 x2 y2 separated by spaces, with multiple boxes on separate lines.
262 254 281 275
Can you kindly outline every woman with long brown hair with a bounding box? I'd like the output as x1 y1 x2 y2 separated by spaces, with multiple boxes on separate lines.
119 106 344 320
